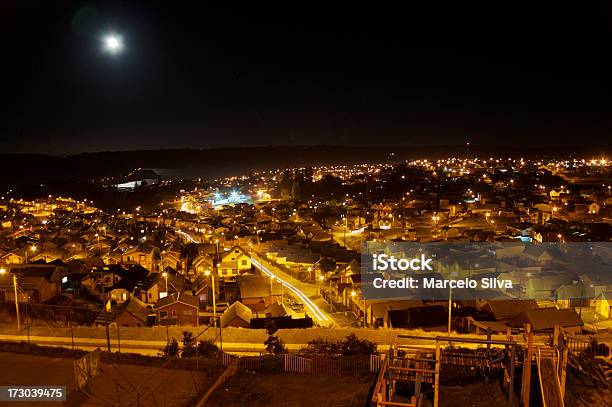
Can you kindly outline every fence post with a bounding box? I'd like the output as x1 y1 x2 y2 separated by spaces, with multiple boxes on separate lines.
117 325 121 353
70 310 75 351
521 323 533 407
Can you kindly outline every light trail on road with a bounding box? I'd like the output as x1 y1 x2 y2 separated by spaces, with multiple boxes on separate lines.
175 228 330 325
176 229 198 243
250 257 330 325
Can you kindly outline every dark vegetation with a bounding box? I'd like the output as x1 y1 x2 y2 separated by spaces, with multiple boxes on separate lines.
302 333 377 355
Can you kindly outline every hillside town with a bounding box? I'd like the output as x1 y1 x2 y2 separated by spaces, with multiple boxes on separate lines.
1 156 611 337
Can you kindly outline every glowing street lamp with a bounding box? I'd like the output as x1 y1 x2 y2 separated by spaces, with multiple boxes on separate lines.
0 268 20 331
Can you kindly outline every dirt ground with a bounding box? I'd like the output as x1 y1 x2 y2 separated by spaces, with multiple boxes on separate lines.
0 352 216 406
206 372 375 407
436 382 515 407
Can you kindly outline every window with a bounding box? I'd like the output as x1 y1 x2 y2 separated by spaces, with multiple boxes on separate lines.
160 311 167 319
241 259 247 266
172 310 177 317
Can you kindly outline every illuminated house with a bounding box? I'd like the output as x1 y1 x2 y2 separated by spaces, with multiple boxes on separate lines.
218 246 251 278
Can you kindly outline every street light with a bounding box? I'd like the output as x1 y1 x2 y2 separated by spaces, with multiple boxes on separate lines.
204 270 216 325
0 268 20 331
25 245 36 264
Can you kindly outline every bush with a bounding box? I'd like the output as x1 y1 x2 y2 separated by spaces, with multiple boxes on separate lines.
160 338 179 357
302 334 376 355
197 339 219 357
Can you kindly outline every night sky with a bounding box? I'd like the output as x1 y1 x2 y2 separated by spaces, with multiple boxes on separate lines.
3 1 612 154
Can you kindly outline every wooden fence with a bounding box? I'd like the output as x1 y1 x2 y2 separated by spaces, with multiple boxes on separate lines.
220 352 383 376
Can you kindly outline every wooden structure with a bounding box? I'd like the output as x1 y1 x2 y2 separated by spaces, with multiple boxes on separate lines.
371 334 519 407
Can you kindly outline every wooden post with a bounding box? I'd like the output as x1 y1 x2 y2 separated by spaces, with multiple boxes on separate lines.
521 323 533 407
434 341 441 407
485 328 492 385
415 351 422 400
509 345 516 405
559 348 568 400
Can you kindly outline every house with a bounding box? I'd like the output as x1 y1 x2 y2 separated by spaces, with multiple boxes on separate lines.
192 254 214 275
30 248 67 263
114 297 151 327
237 274 283 313
0 268 60 303
366 299 424 328
218 246 251 278
386 305 448 329
478 299 538 322
159 249 183 272
192 273 217 307
155 292 199 326
595 292 612 319
121 244 159 272
521 245 555 264
135 274 166 304
220 300 253 328
264 300 295 318
513 307 583 334
1 249 26 265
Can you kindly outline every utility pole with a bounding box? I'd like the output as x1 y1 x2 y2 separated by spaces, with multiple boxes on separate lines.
102 284 111 352
13 274 21 332
205 270 216 326
447 286 452 335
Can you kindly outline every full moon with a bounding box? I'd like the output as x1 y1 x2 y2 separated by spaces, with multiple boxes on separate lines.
103 34 124 54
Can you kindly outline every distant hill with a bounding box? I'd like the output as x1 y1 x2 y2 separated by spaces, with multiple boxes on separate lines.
2 144 611 188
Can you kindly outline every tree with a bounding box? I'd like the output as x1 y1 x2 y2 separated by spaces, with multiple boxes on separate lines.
179 331 195 357
263 320 286 355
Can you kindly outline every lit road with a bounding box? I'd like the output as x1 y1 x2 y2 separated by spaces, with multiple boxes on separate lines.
250 256 333 327
174 228 332 326
176 229 199 243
